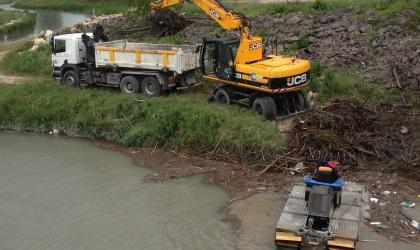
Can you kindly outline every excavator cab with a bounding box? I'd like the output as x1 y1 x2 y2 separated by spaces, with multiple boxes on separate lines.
200 38 239 81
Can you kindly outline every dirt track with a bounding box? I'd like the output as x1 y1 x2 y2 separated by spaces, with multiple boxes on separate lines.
0 50 34 84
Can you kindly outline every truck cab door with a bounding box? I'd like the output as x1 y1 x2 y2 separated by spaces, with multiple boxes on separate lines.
52 38 68 68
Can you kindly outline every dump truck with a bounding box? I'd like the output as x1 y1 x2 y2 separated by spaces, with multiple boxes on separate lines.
275 179 362 250
52 33 199 97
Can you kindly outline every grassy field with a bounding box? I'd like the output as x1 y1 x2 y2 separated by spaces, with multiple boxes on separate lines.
0 82 284 160
13 0 131 14
0 10 36 37
0 41 51 75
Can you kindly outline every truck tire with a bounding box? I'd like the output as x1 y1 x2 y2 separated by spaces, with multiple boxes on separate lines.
141 77 161 97
120 76 140 94
214 89 231 105
62 70 79 88
253 97 277 120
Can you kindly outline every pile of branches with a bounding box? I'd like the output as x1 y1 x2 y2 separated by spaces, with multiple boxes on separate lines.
280 100 419 179
148 9 191 37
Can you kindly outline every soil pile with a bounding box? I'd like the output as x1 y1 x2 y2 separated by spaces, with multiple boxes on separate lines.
255 10 420 90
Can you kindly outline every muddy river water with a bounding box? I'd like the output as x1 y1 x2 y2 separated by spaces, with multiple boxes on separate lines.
0 132 235 250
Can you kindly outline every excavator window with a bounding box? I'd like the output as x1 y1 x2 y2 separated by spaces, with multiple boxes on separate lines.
201 40 238 80
202 42 217 76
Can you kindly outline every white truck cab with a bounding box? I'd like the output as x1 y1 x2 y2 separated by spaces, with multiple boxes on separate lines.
52 33 93 68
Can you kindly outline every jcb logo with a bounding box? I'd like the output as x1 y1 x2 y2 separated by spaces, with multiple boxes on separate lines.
249 43 263 50
287 74 307 87
209 8 220 19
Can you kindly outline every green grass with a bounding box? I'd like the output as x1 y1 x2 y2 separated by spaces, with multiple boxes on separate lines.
0 41 51 76
308 61 387 103
0 10 36 37
13 0 132 14
150 33 183 44
284 36 311 53
0 83 285 160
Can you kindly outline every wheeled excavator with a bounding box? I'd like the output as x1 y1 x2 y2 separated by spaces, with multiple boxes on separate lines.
151 0 311 120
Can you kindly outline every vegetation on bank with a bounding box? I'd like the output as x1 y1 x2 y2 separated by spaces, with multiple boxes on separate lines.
0 10 36 37
308 61 419 106
0 41 51 75
0 83 284 160
13 0 131 14
176 0 420 18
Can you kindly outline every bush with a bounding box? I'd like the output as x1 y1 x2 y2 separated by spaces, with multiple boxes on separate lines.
0 41 52 76
0 83 285 160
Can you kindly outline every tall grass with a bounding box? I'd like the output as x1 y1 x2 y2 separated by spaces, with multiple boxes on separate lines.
0 41 52 76
0 11 36 37
0 83 284 160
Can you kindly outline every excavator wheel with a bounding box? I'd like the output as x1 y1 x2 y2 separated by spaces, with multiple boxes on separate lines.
253 97 277 120
280 90 309 116
214 89 231 105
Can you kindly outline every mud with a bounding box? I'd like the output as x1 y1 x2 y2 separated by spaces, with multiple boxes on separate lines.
231 188 420 250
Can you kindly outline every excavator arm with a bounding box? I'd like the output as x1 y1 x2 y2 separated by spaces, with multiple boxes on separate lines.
151 0 243 32
151 0 263 64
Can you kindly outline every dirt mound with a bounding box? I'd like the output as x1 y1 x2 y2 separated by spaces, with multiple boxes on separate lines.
255 10 420 90
283 99 419 179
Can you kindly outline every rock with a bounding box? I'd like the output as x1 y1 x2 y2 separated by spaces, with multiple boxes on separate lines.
53 129 59 136
44 30 54 42
347 24 358 33
287 14 303 25
30 38 47 51
400 126 409 134
284 36 299 43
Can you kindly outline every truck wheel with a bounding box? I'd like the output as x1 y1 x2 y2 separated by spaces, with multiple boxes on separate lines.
120 76 140 94
62 70 79 88
214 89 231 105
253 97 277 120
141 77 161 97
